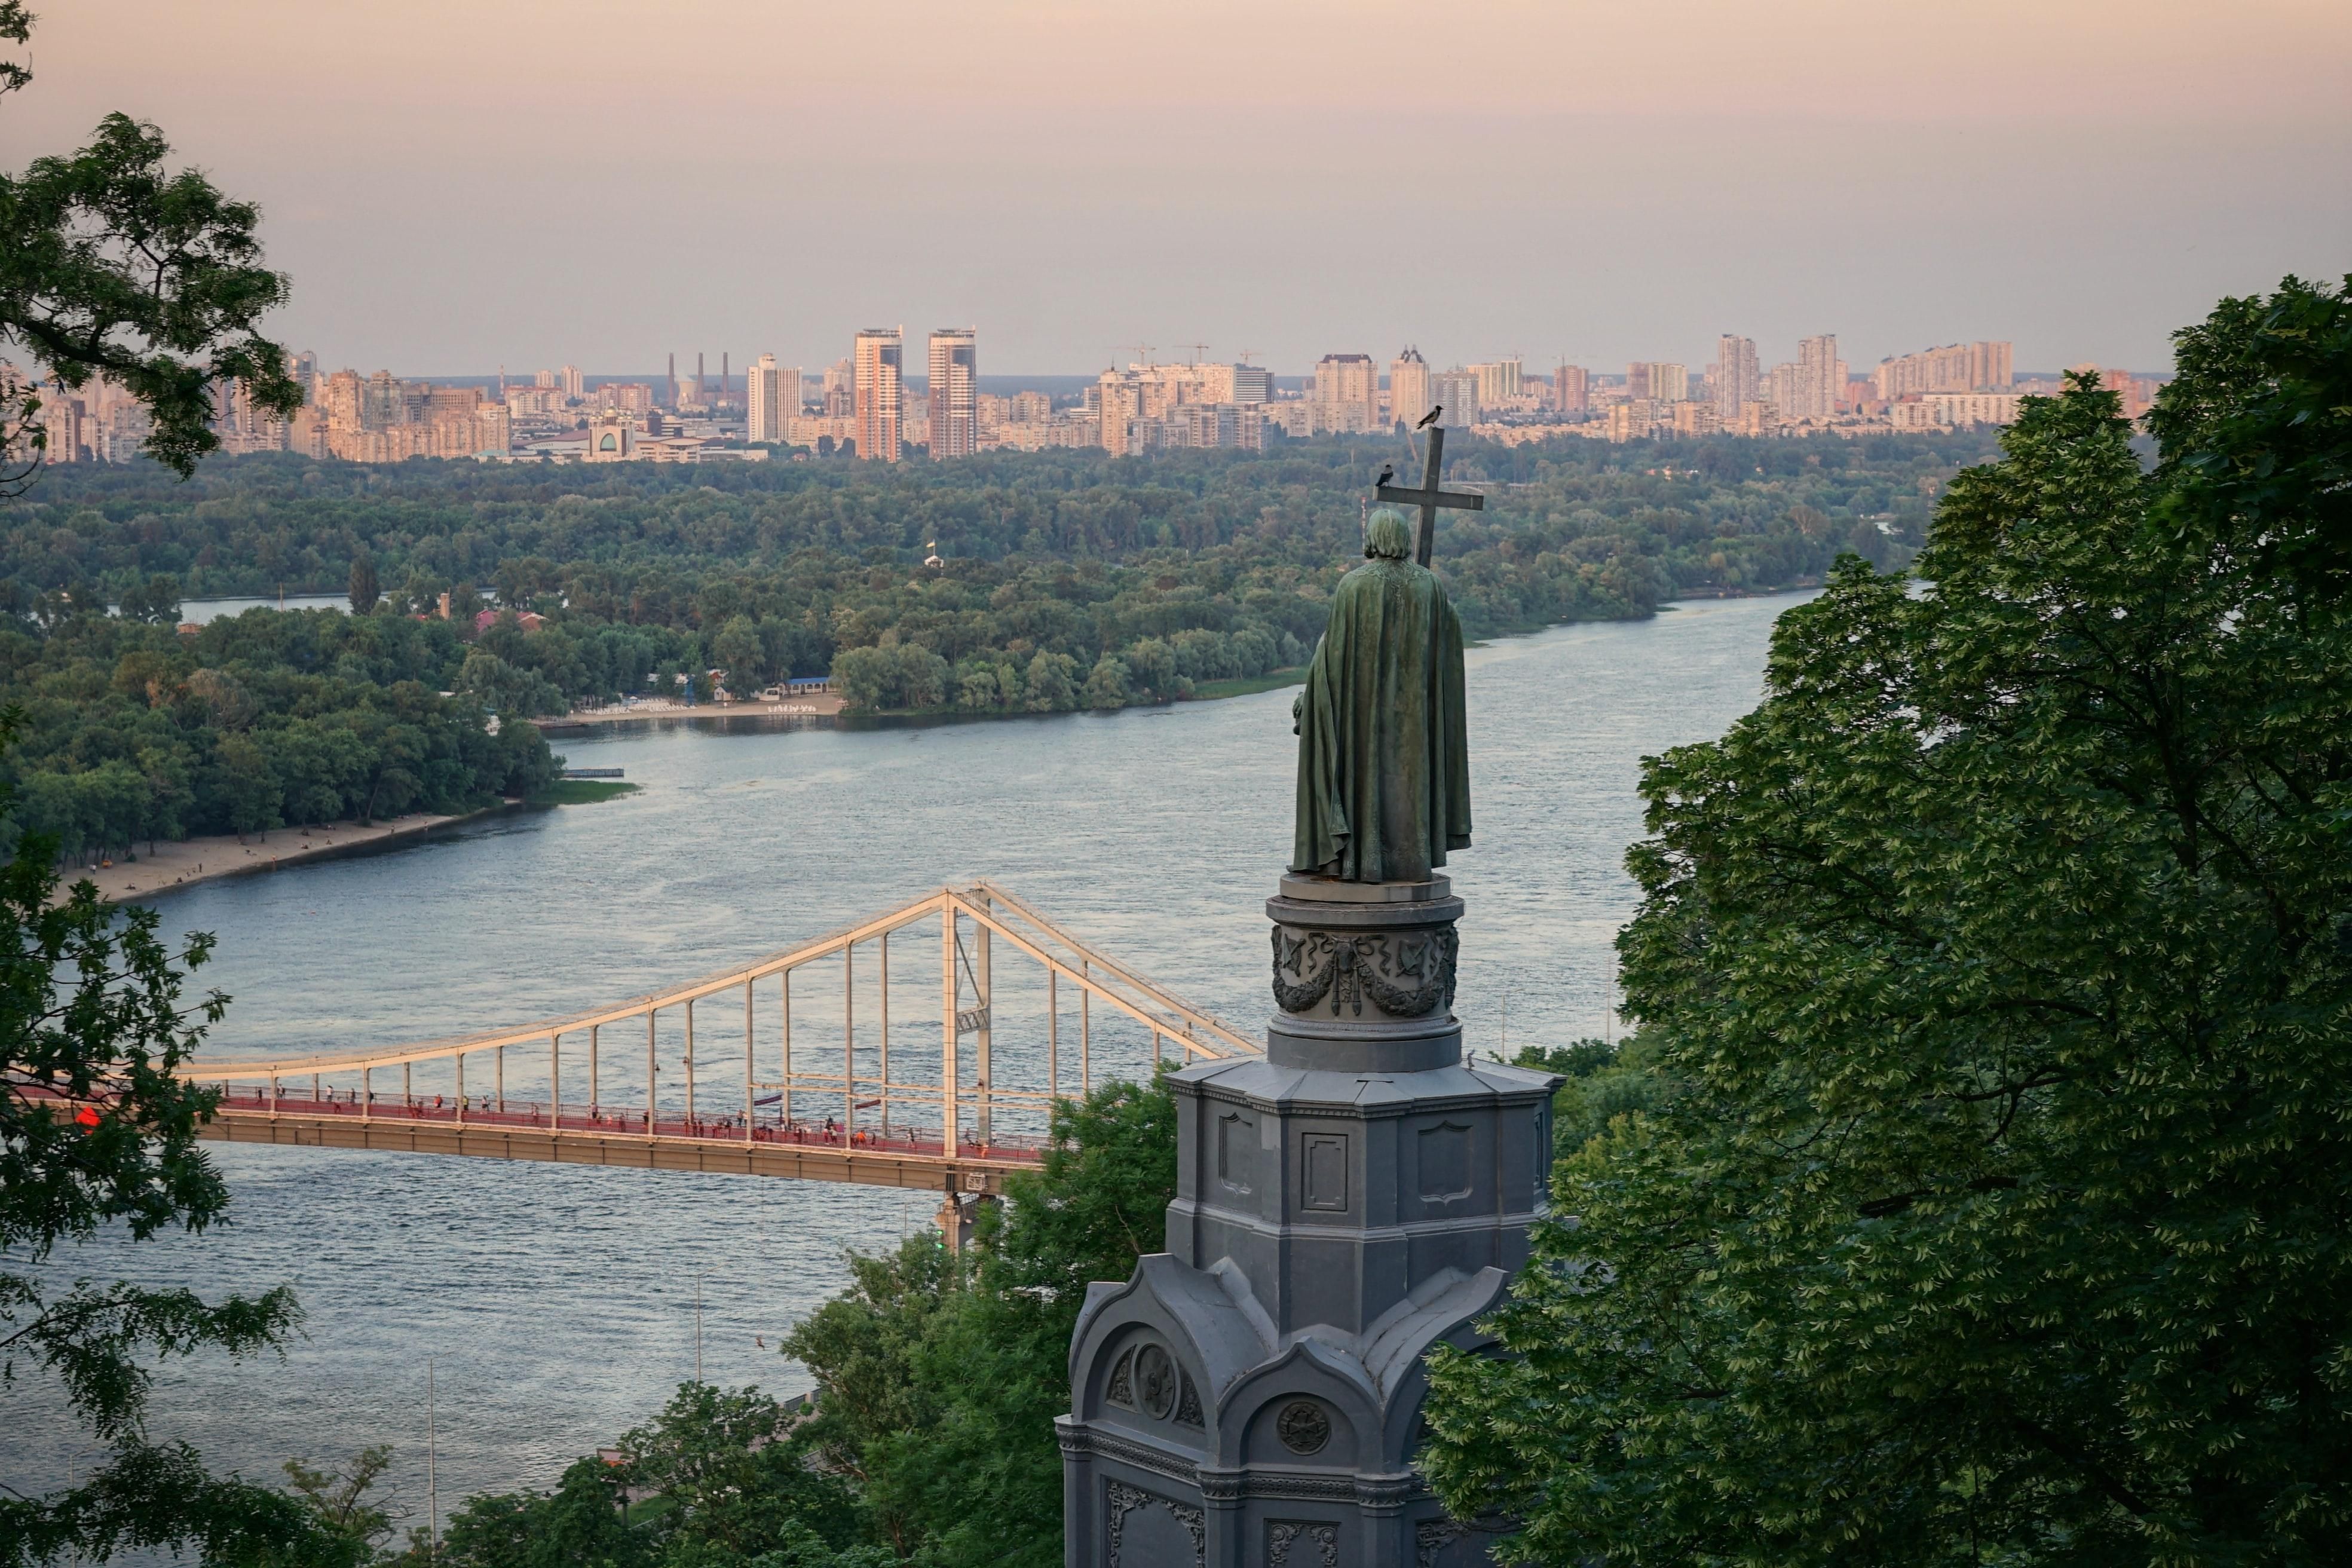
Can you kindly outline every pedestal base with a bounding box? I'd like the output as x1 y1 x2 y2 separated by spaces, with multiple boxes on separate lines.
1060 875 1560 1566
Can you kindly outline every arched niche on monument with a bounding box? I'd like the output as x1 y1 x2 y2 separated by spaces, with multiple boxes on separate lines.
1225 1354 1370 1472
1087 1322 1211 1443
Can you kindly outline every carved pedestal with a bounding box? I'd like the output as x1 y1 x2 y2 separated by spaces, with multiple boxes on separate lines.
1061 876 1559 1567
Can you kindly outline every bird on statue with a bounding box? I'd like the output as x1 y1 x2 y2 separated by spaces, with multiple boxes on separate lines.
1415 405 1442 429
1375 463 1394 487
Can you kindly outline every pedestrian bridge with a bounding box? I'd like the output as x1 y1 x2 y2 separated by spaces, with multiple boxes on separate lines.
175 884 1258 1199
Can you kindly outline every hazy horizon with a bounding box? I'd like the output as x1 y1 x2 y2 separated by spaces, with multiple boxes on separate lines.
16 1 2348 377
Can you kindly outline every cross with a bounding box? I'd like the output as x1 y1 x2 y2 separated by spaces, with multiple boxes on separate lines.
1374 423 1484 566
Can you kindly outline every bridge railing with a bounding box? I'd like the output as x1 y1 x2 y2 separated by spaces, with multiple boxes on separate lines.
177 885 1260 1166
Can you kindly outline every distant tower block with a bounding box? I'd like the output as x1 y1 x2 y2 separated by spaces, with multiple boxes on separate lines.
929 329 978 460
748 354 784 444
853 327 904 462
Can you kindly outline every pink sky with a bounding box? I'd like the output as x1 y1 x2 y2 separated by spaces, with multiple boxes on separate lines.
14 1 2349 375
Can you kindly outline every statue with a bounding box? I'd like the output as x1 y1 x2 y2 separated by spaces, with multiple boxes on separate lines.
1290 508 1471 883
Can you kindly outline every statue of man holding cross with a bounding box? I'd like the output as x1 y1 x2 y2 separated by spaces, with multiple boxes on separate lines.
1290 501 1474 883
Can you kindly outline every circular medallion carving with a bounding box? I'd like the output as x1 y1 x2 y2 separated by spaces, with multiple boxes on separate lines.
1134 1343 1177 1418
1276 1398 1331 1454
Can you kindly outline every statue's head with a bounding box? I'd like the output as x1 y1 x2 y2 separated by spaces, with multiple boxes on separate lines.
1364 509 1412 561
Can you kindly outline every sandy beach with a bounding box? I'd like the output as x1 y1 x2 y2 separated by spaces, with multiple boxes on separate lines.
535 694 843 727
57 811 485 905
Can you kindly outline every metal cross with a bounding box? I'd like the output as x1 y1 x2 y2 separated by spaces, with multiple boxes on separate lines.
1374 424 1485 566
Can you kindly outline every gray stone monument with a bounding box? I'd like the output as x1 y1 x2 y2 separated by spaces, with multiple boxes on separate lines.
1059 514 1560 1567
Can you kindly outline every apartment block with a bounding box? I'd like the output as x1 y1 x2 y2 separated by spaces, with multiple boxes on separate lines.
1390 348 1431 430
927 329 977 459
853 328 904 461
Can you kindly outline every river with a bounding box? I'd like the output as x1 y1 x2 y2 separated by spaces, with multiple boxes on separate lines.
4 592 1808 1528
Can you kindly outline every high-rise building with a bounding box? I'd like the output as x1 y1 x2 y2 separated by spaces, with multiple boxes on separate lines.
561 365 584 401
820 359 855 418
1713 336 1760 419
1796 335 1839 422
1313 353 1379 429
747 354 785 444
927 329 977 460
1230 363 1272 405
852 328 903 462
1470 358 1523 406
1389 348 1430 431
1872 341 2014 400
536 369 558 389
1432 368 1481 428
1626 362 1687 403
1554 364 1590 414
1095 369 1141 457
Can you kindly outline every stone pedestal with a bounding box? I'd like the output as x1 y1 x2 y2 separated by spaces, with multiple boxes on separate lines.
1061 877 1558 1567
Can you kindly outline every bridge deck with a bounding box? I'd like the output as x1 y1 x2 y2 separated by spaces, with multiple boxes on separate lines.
194 1089 1043 1195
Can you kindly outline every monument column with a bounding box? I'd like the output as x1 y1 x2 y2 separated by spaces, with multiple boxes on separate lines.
1061 507 1558 1567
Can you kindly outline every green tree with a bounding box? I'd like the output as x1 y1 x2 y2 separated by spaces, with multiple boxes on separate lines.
279 1447 400 1568
781 1239 963 1558
1422 280 2352 1566
207 730 280 839
0 709 316 1566
616 1383 860 1564
1081 654 1128 710
779 1074 1177 1566
710 615 767 699
0 6 299 485
347 557 379 617
1022 651 1077 712
117 574 181 624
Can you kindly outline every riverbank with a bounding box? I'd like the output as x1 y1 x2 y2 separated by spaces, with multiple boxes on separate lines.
538 694 843 729
60 810 489 905
842 666 1312 722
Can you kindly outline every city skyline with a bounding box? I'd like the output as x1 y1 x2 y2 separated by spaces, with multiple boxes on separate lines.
19 1 2345 375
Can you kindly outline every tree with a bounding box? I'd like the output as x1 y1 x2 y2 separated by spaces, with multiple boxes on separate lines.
1022 651 1077 712
280 1447 400 1568
1420 280 2352 1566
0 7 299 488
0 708 317 1566
1081 654 1128 710
710 615 766 699
117 574 181 625
615 1383 860 1562
347 557 379 617
779 1074 1177 1567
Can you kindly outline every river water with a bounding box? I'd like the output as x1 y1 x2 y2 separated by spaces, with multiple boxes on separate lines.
5 592 1806 1526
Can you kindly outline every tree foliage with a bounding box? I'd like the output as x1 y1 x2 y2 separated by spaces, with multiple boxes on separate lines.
775 1073 1177 1566
0 606 561 861
0 709 320 1565
0 6 299 484
1420 277 2352 1565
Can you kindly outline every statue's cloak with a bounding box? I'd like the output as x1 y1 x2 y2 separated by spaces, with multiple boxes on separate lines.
1290 556 1471 882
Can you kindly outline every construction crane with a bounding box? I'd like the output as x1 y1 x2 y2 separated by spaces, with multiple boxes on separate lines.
1114 344 1156 369
1176 342 1211 366
1235 348 1260 365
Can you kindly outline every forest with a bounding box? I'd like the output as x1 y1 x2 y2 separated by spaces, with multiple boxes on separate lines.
2 430 2002 724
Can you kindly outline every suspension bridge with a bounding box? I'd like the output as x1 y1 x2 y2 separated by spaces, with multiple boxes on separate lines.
170 884 1257 1203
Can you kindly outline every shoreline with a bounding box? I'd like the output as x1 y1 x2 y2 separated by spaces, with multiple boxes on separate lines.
59 807 510 906
535 696 842 731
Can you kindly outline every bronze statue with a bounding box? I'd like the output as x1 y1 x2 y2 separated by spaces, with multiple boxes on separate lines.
1290 509 1471 883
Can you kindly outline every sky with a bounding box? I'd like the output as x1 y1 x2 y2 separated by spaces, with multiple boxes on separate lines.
11 1 2349 378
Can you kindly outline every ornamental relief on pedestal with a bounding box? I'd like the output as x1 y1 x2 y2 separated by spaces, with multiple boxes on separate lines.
1270 926 1459 1018
1105 1480 1204 1568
